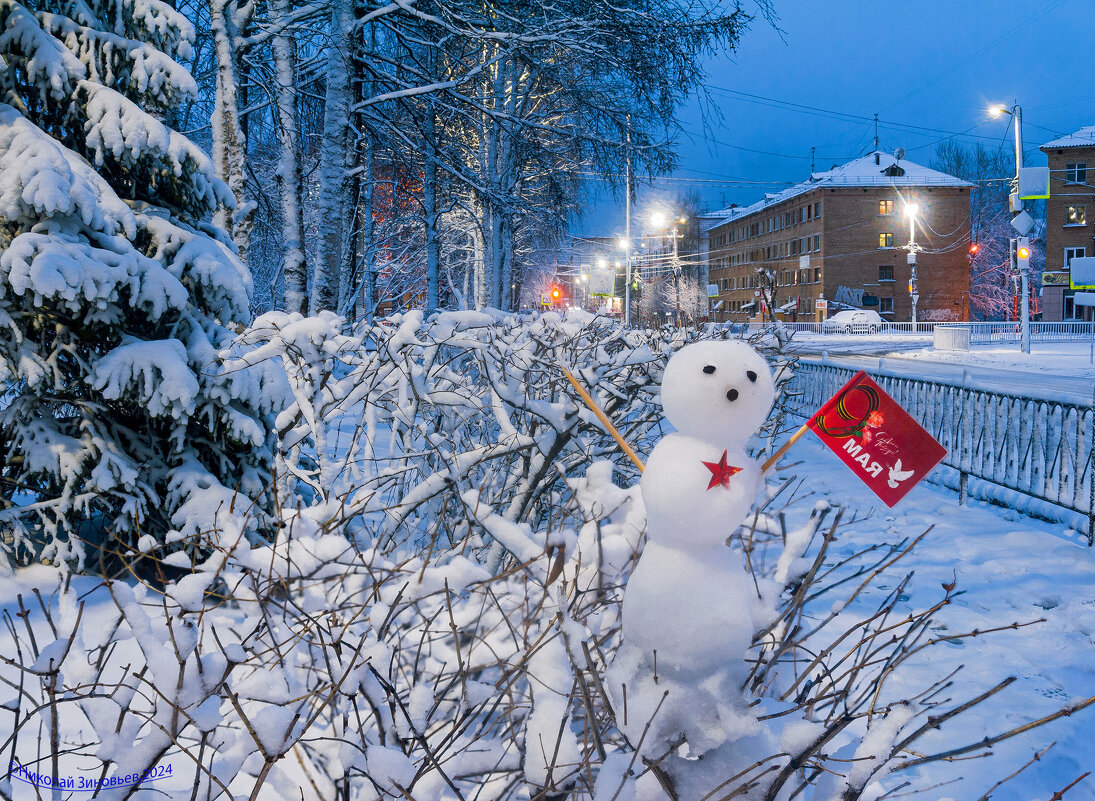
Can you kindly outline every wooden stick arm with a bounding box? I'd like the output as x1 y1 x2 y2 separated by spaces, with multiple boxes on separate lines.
560 365 646 473
762 422 811 473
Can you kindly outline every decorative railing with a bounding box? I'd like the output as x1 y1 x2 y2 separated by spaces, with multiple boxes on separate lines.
935 321 1095 344
717 321 1095 342
788 361 1095 544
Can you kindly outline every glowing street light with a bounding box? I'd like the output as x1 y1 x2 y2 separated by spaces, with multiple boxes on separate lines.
989 100 1030 352
905 202 919 328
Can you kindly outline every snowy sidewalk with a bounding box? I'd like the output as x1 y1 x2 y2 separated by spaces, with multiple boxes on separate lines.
783 432 1095 800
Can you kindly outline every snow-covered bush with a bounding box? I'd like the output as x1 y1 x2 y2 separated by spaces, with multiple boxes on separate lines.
220 310 780 564
4 312 1086 801
0 0 276 570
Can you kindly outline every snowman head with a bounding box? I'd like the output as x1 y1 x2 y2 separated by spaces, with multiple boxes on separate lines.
660 340 775 443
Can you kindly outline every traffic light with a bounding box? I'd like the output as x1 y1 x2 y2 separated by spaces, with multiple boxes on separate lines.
1016 237 1030 269
968 243 979 256
551 287 561 301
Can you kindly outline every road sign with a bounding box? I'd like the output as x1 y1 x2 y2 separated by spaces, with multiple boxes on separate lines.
1071 257 1095 289
1010 210 1036 236
707 283 719 298
1019 166 1050 199
589 269 615 296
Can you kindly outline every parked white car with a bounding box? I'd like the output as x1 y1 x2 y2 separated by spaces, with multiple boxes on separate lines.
822 309 886 334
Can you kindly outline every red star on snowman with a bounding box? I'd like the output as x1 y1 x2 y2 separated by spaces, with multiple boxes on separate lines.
702 450 743 490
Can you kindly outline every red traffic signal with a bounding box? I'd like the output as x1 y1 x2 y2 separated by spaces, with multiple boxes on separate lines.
551 287 561 300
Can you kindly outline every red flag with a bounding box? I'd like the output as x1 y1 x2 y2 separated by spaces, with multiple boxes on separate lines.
807 371 946 507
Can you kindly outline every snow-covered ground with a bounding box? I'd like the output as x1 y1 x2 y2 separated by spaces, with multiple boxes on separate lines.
776 432 1095 801
4 431 1092 800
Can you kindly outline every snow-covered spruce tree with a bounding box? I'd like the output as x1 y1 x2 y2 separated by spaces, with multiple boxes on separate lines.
0 0 278 570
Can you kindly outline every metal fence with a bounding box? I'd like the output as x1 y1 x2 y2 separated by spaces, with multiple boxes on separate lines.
936 321 1095 344
723 321 1095 342
789 361 1095 543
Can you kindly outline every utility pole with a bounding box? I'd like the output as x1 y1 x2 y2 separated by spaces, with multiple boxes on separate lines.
624 117 632 327
992 102 1029 352
906 203 919 329
673 228 681 327
1014 104 1030 354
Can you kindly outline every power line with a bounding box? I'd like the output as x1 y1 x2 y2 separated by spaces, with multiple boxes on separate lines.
703 86 1053 148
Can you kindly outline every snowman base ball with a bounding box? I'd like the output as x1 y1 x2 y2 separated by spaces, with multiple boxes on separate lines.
606 643 761 759
620 541 754 685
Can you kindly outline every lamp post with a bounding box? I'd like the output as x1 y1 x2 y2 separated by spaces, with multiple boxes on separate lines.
618 238 632 325
649 212 687 327
990 102 1030 353
905 203 919 329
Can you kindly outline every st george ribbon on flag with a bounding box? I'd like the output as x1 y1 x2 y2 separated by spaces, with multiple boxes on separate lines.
807 371 947 507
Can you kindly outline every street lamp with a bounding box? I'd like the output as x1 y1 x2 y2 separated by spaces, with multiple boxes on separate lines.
905 203 919 329
990 101 1030 353
649 213 688 327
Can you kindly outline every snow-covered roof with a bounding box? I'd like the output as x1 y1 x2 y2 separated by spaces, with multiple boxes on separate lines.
704 151 973 226
1041 125 1095 150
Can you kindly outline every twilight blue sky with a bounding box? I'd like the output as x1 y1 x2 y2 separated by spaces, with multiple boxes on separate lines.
580 0 1089 237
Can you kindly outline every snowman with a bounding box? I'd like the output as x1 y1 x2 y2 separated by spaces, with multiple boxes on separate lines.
611 339 776 758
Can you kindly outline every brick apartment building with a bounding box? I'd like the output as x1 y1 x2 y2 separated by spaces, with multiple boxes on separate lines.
1039 125 1095 322
703 152 972 322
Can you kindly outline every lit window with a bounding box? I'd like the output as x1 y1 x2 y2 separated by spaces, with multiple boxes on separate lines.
879 297 894 313
879 200 894 215
1066 205 1086 225
879 265 894 281
879 233 894 248
1066 163 1088 184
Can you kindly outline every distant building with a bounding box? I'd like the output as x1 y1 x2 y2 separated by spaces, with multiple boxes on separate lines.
704 152 973 323
1039 125 1095 322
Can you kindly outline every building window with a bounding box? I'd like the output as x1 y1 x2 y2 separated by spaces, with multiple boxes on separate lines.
879 297 894 314
813 267 821 283
1066 247 1086 267
813 234 820 251
1066 163 1088 184
879 200 894 215
1066 205 1086 225
879 233 894 248
814 201 821 219
878 265 894 281
800 207 806 223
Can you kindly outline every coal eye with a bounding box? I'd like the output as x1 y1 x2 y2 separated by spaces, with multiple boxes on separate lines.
747 370 757 383
703 365 716 374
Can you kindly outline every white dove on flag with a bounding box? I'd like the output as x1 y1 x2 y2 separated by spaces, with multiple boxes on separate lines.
887 459 915 489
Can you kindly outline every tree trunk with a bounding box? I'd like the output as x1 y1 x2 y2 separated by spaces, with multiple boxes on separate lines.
269 0 307 312
312 0 354 313
208 0 255 265
424 117 441 314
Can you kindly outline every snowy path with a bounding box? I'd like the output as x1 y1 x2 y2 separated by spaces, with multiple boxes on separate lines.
783 432 1095 800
